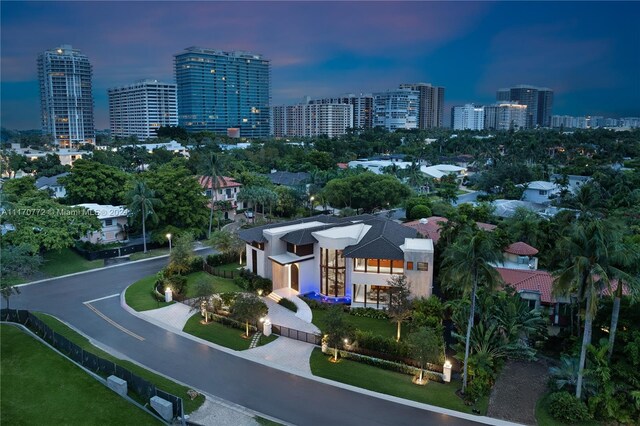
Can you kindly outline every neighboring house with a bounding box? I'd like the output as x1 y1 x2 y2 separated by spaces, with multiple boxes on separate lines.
6 143 89 167
75 203 129 244
35 172 68 198
550 174 591 194
490 199 545 218
499 242 539 270
198 176 243 220
420 164 467 180
266 171 310 189
404 216 496 245
120 140 189 157
347 159 412 174
520 181 560 204
239 215 435 309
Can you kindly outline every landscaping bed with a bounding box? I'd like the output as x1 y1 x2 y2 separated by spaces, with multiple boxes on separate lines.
182 313 277 351
310 348 486 415
1 325 160 425
125 275 174 312
311 307 398 339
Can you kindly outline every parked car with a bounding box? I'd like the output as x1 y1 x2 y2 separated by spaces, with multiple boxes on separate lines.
244 209 254 219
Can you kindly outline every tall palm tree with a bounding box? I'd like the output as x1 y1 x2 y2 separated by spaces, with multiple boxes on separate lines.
207 153 224 239
440 228 503 393
127 180 161 253
553 219 618 399
606 241 640 360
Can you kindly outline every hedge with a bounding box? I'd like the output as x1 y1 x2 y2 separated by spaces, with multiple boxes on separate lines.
322 346 444 383
278 298 298 312
202 311 257 333
206 253 236 267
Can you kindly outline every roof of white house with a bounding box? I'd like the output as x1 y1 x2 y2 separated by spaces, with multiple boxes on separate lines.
75 203 129 219
402 238 434 252
348 160 412 174
525 181 557 191
420 164 466 179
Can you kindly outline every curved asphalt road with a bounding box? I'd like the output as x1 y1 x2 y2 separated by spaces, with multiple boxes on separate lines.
10 257 491 426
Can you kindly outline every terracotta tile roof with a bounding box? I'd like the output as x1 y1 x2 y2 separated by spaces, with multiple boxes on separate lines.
197 176 242 189
505 241 539 256
403 216 496 244
498 269 630 305
337 163 349 169
498 268 554 304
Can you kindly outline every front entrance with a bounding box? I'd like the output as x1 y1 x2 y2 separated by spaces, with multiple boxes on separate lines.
290 264 299 291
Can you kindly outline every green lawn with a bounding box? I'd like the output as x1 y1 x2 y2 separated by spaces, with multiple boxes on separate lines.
129 247 170 261
41 248 104 277
32 312 205 414
1 325 160 425
185 271 243 297
213 262 246 272
182 313 277 351
125 275 174 312
311 307 400 339
310 348 486 415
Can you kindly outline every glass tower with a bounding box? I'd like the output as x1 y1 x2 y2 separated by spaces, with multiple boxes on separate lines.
174 47 270 138
38 45 95 147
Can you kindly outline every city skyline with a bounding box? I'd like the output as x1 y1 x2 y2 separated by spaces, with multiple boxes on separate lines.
2 1 639 130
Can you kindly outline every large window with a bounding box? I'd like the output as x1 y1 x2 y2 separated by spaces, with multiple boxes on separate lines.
321 248 345 297
353 258 403 274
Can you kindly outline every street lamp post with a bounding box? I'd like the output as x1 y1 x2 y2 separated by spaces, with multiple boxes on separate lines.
309 196 315 217
166 233 172 254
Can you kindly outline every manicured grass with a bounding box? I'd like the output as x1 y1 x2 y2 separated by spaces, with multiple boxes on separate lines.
32 312 205 414
255 416 284 426
183 313 253 350
311 307 400 339
310 348 484 415
125 275 174 312
214 262 246 272
129 247 170 261
184 271 243 297
41 248 103 277
182 313 277 350
1 325 160 425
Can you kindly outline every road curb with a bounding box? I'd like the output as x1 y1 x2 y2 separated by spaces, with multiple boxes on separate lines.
15 247 211 288
120 293 517 426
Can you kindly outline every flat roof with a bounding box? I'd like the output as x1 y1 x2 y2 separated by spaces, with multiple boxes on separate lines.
263 221 327 236
268 253 314 265
402 238 434 252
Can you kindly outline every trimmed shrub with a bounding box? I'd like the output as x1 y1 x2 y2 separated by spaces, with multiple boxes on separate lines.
350 307 388 320
355 330 411 358
203 311 257 333
278 298 298 312
409 205 432 220
324 347 444 383
547 392 591 424
233 269 273 294
206 253 236 267
189 256 204 274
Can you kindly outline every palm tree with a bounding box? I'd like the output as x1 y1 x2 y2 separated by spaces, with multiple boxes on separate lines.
553 219 618 399
127 181 161 253
440 228 503 393
207 153 224 239
606 241 640 360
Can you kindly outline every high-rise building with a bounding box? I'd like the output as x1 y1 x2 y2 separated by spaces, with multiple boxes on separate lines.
484 103 528 130
308 94 374 130
399 83 445 129
496 85 553 128
108 80 177 140
38 44 95 147
174 47 270 138
271 101 352 138
373 89 419 131
551 115 587 129
452 104 485 130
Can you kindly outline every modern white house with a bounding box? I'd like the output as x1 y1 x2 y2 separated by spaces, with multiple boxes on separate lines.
75 203 129 244
239 215 435 309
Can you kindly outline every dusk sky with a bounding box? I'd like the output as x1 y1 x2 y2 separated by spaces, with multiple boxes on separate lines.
1 1 639 130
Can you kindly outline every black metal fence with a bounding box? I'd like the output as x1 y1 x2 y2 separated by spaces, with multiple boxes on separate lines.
272 324 321 345
203 263 237 279
73 242 162 261
1 309 183 420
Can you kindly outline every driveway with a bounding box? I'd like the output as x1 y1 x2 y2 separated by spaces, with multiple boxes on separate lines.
9 260 494 426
